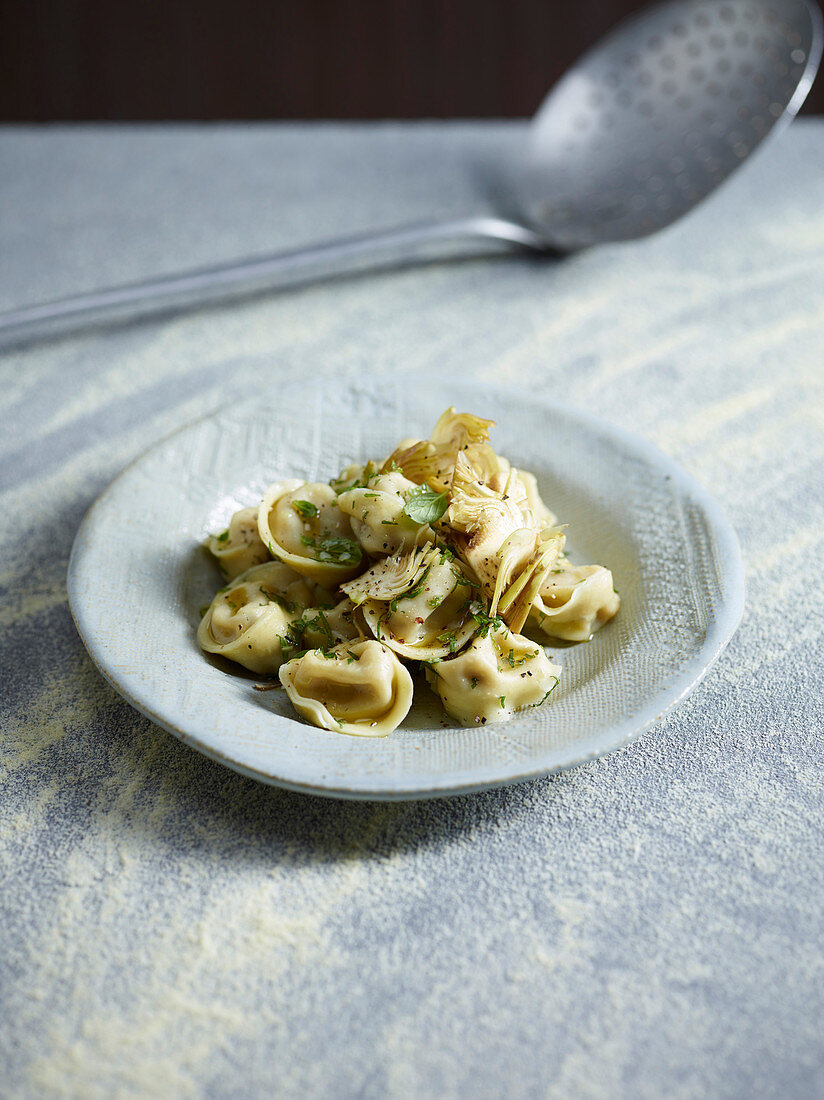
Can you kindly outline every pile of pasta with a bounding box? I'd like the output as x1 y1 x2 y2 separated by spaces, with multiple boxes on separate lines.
198 409 619 736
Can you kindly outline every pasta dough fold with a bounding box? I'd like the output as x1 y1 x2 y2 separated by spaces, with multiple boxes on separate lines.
337 470 434 556
530 562 620 642
197 562 314 675
206 506 270 580
258 480 364 585
279 639 413 736
425 624 561 726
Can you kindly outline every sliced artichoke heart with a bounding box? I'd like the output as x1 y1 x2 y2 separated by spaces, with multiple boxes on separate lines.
496 528 565 634
341 543 432 605
441 452 529 597
381 407 500 492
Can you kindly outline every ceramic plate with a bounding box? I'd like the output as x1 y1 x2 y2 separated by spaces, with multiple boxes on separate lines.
67 376 744 800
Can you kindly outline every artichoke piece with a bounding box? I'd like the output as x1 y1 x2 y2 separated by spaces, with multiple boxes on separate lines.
258 479 364 585
381 407 505 492
530 562 620 642
443 455 564 632
205 505 270 581
357 545 478 661
198 562 314 675
425 624 561 726
341 542 433 605
491 527 565 634
337 470 435 557
443 454 525 589
441 453 548 605
279 639 414 737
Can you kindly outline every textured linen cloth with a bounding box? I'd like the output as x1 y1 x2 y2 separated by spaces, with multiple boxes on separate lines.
2 122 823 1098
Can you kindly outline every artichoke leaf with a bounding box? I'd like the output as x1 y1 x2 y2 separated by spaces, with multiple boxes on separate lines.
341 542 433 605
380 407 502 492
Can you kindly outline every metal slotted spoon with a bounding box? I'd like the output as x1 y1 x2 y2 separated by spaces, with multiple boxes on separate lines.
1 0 820 343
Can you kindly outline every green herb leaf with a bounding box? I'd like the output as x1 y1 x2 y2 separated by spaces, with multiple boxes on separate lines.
469 601 504 638
403 484 449 525
300 534 362 565
259 585 296 613
527 677 560 709
304 609 334 646
216 529 230 543
292 500 319 519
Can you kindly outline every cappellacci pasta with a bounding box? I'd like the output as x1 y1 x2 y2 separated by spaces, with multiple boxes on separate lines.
199 408 620 734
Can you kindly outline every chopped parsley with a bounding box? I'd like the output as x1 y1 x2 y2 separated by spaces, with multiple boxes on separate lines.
504 647 537 669
469 602 504 638
300 534 362 565
304 609 334 647
526 677 560 709
216 529 230 543
258 585 296 613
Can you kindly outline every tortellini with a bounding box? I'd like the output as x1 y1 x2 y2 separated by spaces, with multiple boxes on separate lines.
343 544 477 661
258 480 364 586
425 624 562 726
337 470 434 556
530 561 620 642
198 407 620 736
279 640 413 736
206 506 270 580
198 562 316 675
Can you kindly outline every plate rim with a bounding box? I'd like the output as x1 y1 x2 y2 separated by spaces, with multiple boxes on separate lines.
67 380 746 800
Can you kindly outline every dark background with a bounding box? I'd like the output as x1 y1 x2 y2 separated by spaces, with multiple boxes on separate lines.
2 0 822 120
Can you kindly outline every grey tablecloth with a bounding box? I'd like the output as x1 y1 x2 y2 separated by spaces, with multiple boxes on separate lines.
2 122 823 1099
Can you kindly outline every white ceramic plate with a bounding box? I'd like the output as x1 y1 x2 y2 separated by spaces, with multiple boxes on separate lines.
68 376 744 800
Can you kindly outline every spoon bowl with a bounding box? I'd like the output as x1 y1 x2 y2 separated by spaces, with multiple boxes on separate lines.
521 0 823 248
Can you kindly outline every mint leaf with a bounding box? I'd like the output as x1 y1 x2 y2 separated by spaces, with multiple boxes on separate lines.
403 485 449 525
292 500 319 519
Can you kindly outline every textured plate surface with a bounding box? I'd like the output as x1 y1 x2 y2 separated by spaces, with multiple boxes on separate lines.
67 376 744 799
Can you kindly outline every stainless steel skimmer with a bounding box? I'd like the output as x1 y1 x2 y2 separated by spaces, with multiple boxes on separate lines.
2 0 820 341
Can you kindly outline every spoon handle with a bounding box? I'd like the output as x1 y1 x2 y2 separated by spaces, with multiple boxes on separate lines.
0 216 545 344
